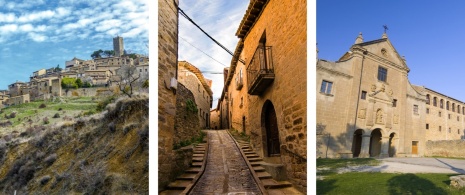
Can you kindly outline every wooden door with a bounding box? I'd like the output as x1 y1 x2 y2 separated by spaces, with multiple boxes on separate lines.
412 141 418 155
265 104 280 156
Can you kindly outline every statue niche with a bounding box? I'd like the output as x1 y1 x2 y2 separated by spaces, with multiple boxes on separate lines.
376 108 384 124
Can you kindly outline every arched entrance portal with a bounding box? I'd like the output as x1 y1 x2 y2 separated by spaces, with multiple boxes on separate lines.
262 101 280 157
352 129 363 157
389 133 397 157
369 129 382 157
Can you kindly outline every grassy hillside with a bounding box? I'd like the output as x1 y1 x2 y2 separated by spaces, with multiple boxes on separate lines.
0 95 149 194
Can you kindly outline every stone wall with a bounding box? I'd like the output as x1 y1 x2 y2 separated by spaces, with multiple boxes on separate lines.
210 109 220 129
178 62 212 129
240 0 307 191
423 89 465 141
174 83 200 145
425 140 465 157
158 0 179 191
63 87 101 97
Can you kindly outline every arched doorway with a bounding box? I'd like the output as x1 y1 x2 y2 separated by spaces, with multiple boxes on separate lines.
262 100 280 157
369 129 382 157
389 133 397 157
352 129 363 157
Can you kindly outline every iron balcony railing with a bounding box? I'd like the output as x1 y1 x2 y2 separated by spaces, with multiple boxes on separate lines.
247 45 274 95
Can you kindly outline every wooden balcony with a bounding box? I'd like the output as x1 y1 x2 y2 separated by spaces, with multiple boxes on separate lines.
247 46 274 95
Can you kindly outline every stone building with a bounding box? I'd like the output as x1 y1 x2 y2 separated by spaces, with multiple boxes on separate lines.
158 0 181 191
7 94 30 106
218 0 307 192
113 36 124 57
178 61 213 129
417 88 465 141
210 108 220 129
317 32 428 159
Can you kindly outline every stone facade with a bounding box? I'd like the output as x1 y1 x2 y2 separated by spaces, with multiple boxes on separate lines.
210 108 220 129
419 88 465 141
113 36 124 57
218 0 307 192
158 0 179 191
317 33 427 159
178 61 213 129
174 83 200 145
7 94 30 106
425 140 465 158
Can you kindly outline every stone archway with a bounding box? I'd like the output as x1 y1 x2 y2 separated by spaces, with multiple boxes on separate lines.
369 129 382 157
352 129 364 157
389 133 397 157
261 100 280 157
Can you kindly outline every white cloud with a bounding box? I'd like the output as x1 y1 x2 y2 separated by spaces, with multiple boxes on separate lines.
121 27 143 37
0 13 15 22
17 10 55 23
95 19 122 32
28 32 47 42
0 24 18 34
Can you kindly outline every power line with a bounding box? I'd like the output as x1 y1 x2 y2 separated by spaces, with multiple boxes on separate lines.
179 36 228 67
177 6 246 65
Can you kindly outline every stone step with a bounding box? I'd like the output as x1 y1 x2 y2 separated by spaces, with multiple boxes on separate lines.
246 154 260 158
267 187 305 195
159 189 184 195
244 151 255 155
253 166 266 172
177 173 197 180
193 157 203 162
261 179 293 189
256 171 273 179
166 180 191 190
250 161 263 166
248 157 263 162
185 167 201 173
193 150 205 154
193 154 204 157
242 149 252 152
241 145 250 149
191 162 203 167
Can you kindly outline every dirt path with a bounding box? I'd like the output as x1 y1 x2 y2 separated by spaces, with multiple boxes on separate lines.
338 157 465 174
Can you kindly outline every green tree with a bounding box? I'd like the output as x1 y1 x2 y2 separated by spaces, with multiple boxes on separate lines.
55 64 62 72
91 49 103 59
76 78 83 88
61 77 77 89
103 50 115 57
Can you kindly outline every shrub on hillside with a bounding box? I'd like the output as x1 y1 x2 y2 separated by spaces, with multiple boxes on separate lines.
75 162 107 194
43 117 49 124
53 113 60 118
39 103 46 108
0 120 12 127
39 175 51 186
58 108 63 111
96 95 116 111
108 122 116 133
44 153 57 166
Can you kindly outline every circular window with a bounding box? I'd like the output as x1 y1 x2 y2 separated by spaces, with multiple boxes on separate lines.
381 48 387 57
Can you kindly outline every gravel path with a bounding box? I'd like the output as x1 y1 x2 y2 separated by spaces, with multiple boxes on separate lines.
338 157 465 174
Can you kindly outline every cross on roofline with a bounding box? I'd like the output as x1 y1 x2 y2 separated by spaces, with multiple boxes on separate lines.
383 25 389 33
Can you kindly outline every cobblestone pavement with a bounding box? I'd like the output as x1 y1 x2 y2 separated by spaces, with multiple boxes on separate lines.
190 130 261 195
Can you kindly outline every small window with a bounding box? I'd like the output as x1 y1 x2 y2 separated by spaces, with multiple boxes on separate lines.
439 126 442 131
439 111 442 117
378 66 387 82
440 99 444 109
393 99 397 107
320 80 333 94
449 128 451 133
426 94 430 105
449 114 451 119
426 108 430 114
453 103 456 112
426 124 429 129
413 105 418 114
361 91 367 100
447 101 450 110
433 97 437 107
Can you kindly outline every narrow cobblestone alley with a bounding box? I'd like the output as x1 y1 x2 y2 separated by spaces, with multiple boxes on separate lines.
190 130 262 195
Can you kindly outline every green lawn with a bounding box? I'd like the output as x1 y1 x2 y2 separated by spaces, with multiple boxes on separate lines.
0 96 100 132
317 158 465 195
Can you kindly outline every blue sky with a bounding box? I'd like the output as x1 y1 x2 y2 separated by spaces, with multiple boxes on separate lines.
0 0 148 89
178 0 249 109
317 1 465 102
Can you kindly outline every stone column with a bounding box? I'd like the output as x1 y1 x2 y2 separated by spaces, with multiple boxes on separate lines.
358 134 371 158
366 100 375 126
379 136 390 158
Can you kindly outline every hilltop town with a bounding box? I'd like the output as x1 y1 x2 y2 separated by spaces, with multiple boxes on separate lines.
0 36 149 108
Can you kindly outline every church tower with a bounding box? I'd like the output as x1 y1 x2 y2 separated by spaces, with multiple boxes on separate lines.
113 36 124 57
